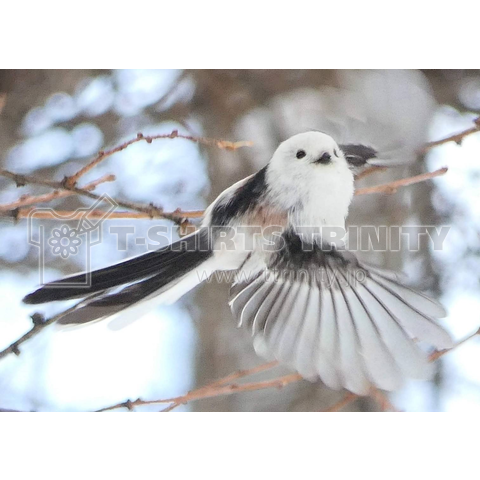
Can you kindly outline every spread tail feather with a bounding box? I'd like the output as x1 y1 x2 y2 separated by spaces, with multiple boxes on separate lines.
23 229 212 305
56 257 219 328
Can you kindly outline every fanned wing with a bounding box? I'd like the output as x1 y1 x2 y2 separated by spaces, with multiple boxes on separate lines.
229 240 452 395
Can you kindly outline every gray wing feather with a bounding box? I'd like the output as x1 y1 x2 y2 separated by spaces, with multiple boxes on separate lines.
293 283 322 379
354 281 433 380
335 278 403 391
229 248 453 394
331 282 370 394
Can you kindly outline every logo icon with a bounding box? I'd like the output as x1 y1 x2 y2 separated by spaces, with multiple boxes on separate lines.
27 194 117 287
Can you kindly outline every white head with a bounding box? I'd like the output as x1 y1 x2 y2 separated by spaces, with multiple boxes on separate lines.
271 131 344 170
265 132 355 229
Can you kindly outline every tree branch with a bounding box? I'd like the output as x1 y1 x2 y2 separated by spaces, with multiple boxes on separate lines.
63 130 253 188
97 372 302 412
0 168 195 226
0 174 115 213
95 329 480 412
321 329 480 413
0 131 252 226
0 300 86 360
354 167 448 196
422 116 480 152
1 168 450 223
2 209 205 221
429 328 480 362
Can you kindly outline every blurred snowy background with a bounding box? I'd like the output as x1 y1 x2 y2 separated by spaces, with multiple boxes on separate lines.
0 69 479 411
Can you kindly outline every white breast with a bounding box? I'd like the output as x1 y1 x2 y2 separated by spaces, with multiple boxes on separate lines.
266 158 354 233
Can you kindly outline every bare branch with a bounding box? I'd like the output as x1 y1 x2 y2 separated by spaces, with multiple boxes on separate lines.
422 116 480 152
429 328 480 362
97 369 300 412
0 174 115 213
96 328 480 412
0 301 85 360
0 168 190 225
4 209 205 221
354 166 387 181
355 167 448 196
63 130 253 188
1 168 450 223
323 393 358 412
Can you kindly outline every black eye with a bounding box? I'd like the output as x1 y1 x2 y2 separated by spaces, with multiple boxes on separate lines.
296 150 306 159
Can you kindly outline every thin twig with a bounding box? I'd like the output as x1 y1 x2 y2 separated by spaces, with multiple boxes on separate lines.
0 302 84 360
1 168 450 222
369 389 399 412
97 371 301 412
422 116 480 152
429 328 480 362
355 167 448 196
323 393 358 412
355 166 387 181
3 209 205 221
63 130 253 188
0 174 115 213
98 328 480 413
197 360 279 390
0 168 188 225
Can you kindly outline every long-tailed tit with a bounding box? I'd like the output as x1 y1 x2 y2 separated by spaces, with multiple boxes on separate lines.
24 131 452 395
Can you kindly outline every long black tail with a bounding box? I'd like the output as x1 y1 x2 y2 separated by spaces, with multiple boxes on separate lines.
23 229 212 305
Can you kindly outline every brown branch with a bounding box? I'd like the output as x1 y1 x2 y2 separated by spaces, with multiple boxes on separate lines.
0 121 455 225
369 389 399 412
0 174 115 213
63 130 253 188
323 330 480 413
0 131 251 225
0 301 85 360
354 167 448 196
355 166 387 181
422 116 480 152
96 364 297 412
2 168 450 223
429 328 480 362
5 209 205 221
323 393 358 412
197 360 279 390
0 168 190 225
322 388 398 412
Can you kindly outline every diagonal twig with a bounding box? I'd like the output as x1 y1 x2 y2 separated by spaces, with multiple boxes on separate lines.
0 301 86 360
354 167 448 196
63 130 253 188
0 174 115 213
422 116 480 152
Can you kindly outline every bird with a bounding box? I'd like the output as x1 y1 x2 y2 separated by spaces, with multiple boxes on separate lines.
23 131 453 395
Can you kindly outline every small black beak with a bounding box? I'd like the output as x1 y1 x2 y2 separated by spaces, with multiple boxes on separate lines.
313 152 332 165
